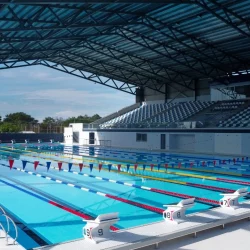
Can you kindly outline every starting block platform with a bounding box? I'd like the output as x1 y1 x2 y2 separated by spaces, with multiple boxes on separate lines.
34 200 250 250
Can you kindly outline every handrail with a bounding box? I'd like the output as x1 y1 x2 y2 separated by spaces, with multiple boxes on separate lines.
0 209 18 245
0 206 6 215
0 206 10 238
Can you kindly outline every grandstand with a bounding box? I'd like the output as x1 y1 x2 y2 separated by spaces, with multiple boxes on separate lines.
1 1 250 250
96 100 250 129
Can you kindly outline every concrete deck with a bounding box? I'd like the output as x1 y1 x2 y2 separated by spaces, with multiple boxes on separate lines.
0 230 24 250
33 202 250 250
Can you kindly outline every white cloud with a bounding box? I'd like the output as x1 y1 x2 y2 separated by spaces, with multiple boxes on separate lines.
0 66 134 120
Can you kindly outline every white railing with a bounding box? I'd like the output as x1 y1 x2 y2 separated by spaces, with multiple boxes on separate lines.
0 206 18 246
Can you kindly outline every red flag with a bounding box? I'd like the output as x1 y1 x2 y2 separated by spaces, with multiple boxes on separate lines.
150 164 154 171
9 159 14 170
58 162 62 171
178 162 181 168
79 163 83 172
165 163 168 170
34 161 39 171
98 164 102 172
117 164 121 172
134 164 138 172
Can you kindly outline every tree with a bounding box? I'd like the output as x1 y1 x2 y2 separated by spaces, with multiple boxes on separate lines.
62 114 102 126
42 117 56 125
4 112 38 124
0 122 20 132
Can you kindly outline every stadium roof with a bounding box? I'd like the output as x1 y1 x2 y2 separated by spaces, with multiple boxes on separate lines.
0 0 250 95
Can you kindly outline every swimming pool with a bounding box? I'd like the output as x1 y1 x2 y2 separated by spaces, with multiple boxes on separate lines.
0 143 249 249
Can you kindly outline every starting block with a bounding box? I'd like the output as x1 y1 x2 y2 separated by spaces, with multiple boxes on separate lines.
38 139 42 143
25 139 29 143
163 198 195 224
220 188 248 209
11 139 16 144
82 213 119 243
50 139 54 143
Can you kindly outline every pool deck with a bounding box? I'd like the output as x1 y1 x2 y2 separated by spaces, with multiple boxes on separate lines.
34 201 250 250
0 230 24 250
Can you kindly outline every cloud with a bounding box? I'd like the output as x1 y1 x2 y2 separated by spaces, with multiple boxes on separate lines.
0 66 134 121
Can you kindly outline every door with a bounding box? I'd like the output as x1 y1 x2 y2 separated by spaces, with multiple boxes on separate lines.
89 132 95 144
160 134 166 150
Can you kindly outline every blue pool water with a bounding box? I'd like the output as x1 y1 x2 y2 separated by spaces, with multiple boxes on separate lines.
0 143 250 249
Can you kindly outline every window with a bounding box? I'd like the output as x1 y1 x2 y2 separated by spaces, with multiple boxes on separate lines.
136 133 147 142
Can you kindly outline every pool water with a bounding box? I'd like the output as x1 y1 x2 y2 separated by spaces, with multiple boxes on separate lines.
0 143 249 249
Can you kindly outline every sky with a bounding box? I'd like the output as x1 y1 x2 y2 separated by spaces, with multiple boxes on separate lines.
0 65 134 122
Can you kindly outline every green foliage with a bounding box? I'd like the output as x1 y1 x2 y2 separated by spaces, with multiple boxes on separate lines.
4 112 38 124
0 112 101 133
0 122 20 132
62 114 101 126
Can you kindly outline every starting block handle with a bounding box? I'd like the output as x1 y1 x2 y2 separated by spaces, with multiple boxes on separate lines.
163 198 195 224
220 188 248 208
83 213 119 243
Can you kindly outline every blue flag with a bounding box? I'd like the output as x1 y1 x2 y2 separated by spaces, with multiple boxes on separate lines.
89 163 93 172
108 164 112 172
157 163 161 171
22 160 28 170
143 164 146 171
46 162 51 171
68 163 73 171
126 164 130 172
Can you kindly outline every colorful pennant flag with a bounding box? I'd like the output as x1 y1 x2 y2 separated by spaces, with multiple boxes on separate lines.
79 163 83 172
46 162 51 171
126 164 130 172
68 163 73 171
150 164 154 171
22 160 28 170
157 163 161 171
58 162 62 171
34 161 39 171
9 159 14 170
108 164 112 172
89 163 93 172
117 164 121 172
98 164 102 172
134 164 138 172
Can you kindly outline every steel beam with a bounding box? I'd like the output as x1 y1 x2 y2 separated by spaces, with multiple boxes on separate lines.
0 1 193 4
197 0 250 39
0 59 40 70
39 60 137 95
